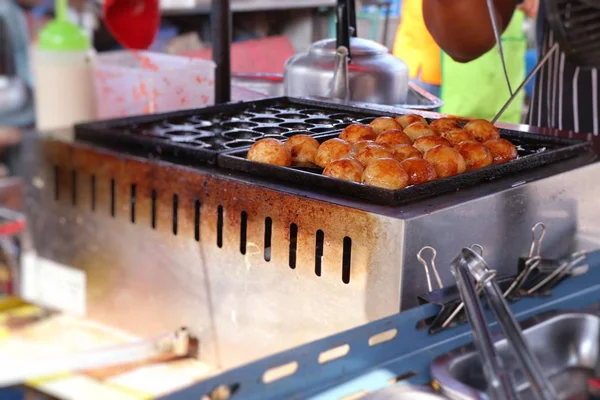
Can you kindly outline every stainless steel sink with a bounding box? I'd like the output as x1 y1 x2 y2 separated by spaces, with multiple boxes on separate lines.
431 311 600 400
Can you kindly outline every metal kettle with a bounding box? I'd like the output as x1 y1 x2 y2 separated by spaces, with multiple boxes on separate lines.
283 0 409 105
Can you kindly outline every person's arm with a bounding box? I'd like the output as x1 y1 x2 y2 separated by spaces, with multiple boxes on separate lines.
423 0 518 63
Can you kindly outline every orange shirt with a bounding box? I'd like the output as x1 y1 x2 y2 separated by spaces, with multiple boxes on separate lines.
393 0 442 85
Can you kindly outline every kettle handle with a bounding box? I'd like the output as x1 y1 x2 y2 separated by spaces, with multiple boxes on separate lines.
329 46 350 102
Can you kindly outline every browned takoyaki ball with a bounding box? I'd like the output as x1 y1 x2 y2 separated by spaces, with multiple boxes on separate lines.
400 158 437 185
403 122 435 142
395 114 427 129
441 128 475 146
369 117 402 135
413 136 451 154
483 138 518 164
423 145 467 178
464 119 501 142
390 144 423 162
362 158 409 190
375 129 412 148
323 158 364 183
315 138 352 168
352 140 375 155
340 124 377 144
455 140 493 171
356 144 393 167
247 138 292 167
430 118 462 135
285 134 320 163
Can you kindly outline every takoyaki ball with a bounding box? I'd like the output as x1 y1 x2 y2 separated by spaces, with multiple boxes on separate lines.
413 136 451 154
247 138 292 167
455 140 493 171
362 158 409 190
323 158 364 183
356 144 393 167
430 118 462 135
400 158 437 185
390 144 423 162
285 134 320 163
404 122 435 142
441 128 475 146
340 124 377 144
375 129 412 148
369 117 402 135
315 138 352 168
395 114 427 129
464 119 500 142
423 145 467 178
352 140 375 155
483 138 518 164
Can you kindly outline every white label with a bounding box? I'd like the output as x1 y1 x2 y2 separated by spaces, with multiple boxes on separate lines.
23 256 87 316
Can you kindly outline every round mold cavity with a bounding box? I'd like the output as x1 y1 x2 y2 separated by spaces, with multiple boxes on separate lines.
233 112 256 119
305 118 339 125
309 127 334 134
258 108 282 115
220 121 259 130
254 126 290 135
162 119 199 128
275 113 310 120
358 117 376 124
279 122 315 130
200 136 229 150
185 140 211 148
328 113 358 122
262 134 287 141
282 130 311 137
222 130 262 140
299 108 328 116
333 122 351 129
170 131 215 142
224 140 256 149
162 129 204 137
187 116 213 128
250 117 286 124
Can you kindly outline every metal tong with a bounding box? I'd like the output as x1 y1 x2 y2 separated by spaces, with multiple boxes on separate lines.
451 247 558 400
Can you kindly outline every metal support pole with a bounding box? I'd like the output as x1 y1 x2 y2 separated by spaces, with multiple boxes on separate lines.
211 0 231 104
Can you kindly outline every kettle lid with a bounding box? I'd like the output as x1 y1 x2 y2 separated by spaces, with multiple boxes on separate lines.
310 37 388 56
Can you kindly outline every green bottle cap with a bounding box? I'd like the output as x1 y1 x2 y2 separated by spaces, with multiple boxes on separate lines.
38 0 90 51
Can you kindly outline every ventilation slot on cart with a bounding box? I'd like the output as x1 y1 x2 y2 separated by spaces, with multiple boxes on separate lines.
53 165 59 201
289 223 298 269
71 170 77 206
110 178 116 217
240 211 248 255
151 189 157 229
264 217 272 262
90 174 96 211
194 199 201 242
217 205 224 248
172 194 179 235
130 184 136 223
342 236 352 284
315 230 324 277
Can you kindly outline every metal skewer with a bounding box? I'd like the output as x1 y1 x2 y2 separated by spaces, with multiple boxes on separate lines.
492 43 560 123
485 0 513 96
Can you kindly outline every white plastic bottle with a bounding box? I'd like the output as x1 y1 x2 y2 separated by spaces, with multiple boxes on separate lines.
32 0 96 133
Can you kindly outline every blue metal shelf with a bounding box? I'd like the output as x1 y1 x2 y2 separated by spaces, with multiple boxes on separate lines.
165 250 600 400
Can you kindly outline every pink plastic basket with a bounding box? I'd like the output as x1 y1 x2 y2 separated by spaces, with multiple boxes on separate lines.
94 51 216 119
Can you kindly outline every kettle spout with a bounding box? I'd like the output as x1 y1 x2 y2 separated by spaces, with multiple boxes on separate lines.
329 46 350 102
